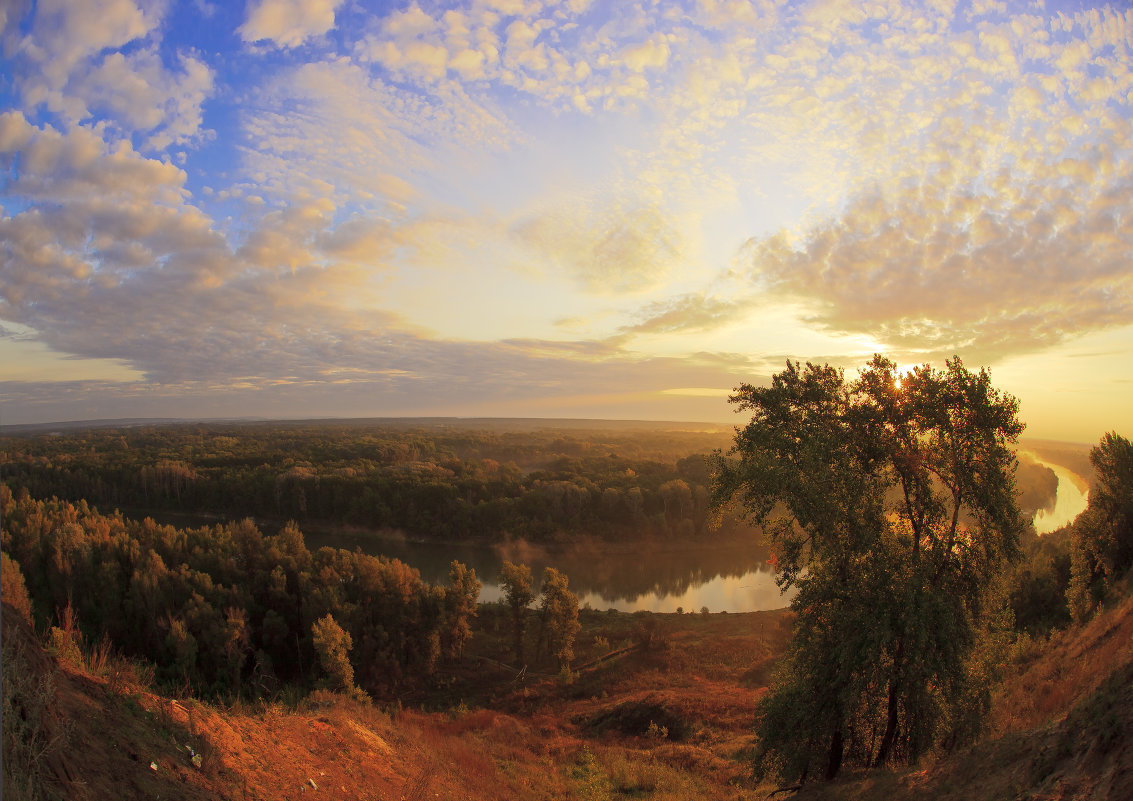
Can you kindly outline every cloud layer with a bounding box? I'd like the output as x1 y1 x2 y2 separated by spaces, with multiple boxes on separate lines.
0 0 1131 432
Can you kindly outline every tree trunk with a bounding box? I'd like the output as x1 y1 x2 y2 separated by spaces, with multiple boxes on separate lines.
874 637 904 767
826 727 845 781
511 607 524 666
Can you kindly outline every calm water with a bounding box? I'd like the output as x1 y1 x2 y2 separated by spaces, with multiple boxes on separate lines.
303 528 785 613
150 451 1089 613
1023 451 1090 535
304 454 1091 609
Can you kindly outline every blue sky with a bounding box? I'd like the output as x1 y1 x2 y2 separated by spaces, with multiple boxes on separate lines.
1 0 1131 441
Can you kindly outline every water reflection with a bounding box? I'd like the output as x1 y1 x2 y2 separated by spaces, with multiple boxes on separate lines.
302 529 786 613
1021 450 1090 534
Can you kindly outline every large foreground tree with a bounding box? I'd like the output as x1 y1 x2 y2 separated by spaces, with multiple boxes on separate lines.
712 356 1024 783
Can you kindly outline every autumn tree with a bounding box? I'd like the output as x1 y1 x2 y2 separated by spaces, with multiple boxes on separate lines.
0 552 33 623
443 560 481 659
712 356 1024 782
312 613 354 692
537 567 580 670
499 561 533 665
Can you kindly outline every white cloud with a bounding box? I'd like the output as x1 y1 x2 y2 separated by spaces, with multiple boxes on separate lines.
71 48 215 150
620 293 753 337
16 0 162 102
741 151 1133 363
14 1 152 122
7 0 213 152
239 0 346 48
622 36 670 72
238 58 514 208
3 0 1133 430
0 112 188 204
513 202 684 294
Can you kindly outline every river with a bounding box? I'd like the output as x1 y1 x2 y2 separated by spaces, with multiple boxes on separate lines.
303 528 785 613
1022 450 1090 535
306 452 1091 610
146 449 1087 613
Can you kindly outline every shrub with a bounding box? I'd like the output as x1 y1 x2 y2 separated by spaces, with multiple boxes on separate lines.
1 552 33 623
583 700 691 741
311 614 354 693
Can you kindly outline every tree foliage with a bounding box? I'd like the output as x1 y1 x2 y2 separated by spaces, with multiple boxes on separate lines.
1068 432 1133 620
1009 525 1072 635
499 561 533 666
0 421 743 546
537 567 581 670
0 552 33 623
0 484 479 700
312 614 354 692
712 356 1024 782
443 560 481 659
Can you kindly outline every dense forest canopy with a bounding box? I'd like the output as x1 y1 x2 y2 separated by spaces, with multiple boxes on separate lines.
0 420 743 546
0 419 1062 550
0 485 466 699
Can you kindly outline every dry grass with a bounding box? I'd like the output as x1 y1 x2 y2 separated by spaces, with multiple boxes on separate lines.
22 593 1133 801
993 590 1133 736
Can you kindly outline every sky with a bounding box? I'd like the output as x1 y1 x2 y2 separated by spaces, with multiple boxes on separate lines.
0 0 1130 442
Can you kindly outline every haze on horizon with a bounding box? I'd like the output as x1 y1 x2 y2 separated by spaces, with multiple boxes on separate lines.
1 0 1130 443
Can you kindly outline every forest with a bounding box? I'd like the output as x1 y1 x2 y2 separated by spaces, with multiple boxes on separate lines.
0 414 1082 701
4 407 1129 798
0 420 741 546
0 420 752 704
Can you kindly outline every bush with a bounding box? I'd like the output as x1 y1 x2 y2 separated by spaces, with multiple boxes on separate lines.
583 700 691 741
572 745 610 801
632 615 667 651
1 552 33 623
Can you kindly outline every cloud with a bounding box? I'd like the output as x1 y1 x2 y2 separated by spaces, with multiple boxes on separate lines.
0 112 760 424
7 0 213 151
238 58 514 208
239 0 346 48
0 338 756 423
622 36 670 71
15 0 161 102
69 47 215 150
0 112 188 204
620 293 754 337
743 158 1133 362
353 1 696 113
3 0 1133 431
512 202 684 294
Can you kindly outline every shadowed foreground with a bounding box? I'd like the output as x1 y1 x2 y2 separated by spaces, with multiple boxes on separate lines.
5 584 1131 800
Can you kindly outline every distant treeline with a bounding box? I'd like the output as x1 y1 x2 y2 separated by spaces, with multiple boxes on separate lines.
1 484 479 699
0 422 745 544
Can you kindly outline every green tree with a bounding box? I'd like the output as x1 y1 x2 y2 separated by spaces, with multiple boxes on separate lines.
1068 432 1133 620
311 613 354 692
1009 527 1072 635
538 567 580 670
499 561 533 666
164 617 198 684
712 356 1024 782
